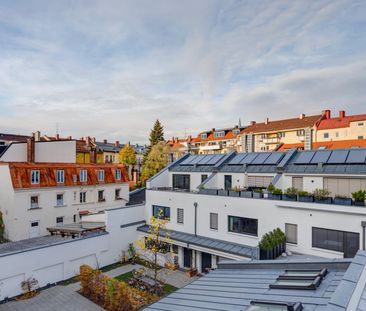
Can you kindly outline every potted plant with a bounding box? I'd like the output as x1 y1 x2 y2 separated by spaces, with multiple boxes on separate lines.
298 191 314 202
352 190 366 207
185 267 198 277
259 233 273 260
218 189 229 196
283 187 298 201
128 243 137 264
229 186 240 197
333 195 353 206
253 188 263 199
268 188 283 200
267 183 275 193
200 188 218 195
240 187 253 198
313 189 332 204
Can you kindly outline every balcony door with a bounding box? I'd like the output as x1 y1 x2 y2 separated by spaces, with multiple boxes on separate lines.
224 175 232 190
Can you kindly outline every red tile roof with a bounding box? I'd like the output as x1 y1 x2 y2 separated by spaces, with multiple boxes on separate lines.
193 127 244 143
277 139 366 151
317 114 366 130
3 162 129 189
241 115 322 134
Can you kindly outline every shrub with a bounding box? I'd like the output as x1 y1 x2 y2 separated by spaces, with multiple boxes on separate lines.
352 190 366 202
253 188 263 193
285 187 298 197
298 191 310 196
267 183 275 192
259 228 285 250
272 188 283 195
313 189 331 200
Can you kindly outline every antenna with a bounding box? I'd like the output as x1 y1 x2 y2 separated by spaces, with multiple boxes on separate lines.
56 122 59 135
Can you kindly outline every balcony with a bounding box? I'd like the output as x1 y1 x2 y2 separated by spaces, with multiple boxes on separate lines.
262 137 280 144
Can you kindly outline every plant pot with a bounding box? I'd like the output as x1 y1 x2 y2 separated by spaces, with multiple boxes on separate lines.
240 191 253 198
218 190 229 196
283 195 297 202
229 191 240 197
333 197 353 206
298 195 314 202
253 192 263 199
185 268 198 277
199 189 218 195
314 197 332 204
260 248 273 260
268 193 282 200
354 201 365 207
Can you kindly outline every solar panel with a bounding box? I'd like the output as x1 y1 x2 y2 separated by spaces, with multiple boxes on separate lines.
197 154 215 165
310 150 331 164
180 155 196 165
190 155 206 165
294 151 316 164
346 149 366 164
327 150 349 164
207 154 225 165
228 153 248 165
251 152 271 164
264 152 285 165
240 153 259 164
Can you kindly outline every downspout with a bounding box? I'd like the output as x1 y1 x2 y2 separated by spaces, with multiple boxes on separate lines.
194 202 198 236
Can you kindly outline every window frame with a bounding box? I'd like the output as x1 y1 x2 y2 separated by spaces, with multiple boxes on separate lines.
56 216 64 225
56 170 65 184
56 193 64 206
228 215 258 236
210 213 218 230
98 190 105 202
200 133 207 140
323 132 329 139
285 223 298 245
152 205 170 220
30 195 39 209
98 169 105 182
79 191 87 203
172 174 190 191
115 169 121 181
115 188 121 200
31 170 40 184
79 170 88 182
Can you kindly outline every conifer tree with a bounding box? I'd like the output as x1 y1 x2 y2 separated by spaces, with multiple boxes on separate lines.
143 119 165 164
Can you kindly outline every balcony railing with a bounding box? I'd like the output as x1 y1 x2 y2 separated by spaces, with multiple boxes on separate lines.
262 137 280 144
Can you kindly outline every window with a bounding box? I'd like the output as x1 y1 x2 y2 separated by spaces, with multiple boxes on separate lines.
177 208 184 224
233 129 240 136
296 129 305 136
56 170 64 183
285 223 298 244
30 196 39 209
31 221 39 227
210 213 218 230
214 131 225 138
115 169 121 180
312 227 359 257
98 170 105 182
201 133 207 140
278 132 286 138
335 132 339 137
73 214 77 223
201 174 208 183
115 188 121 200
98 190 105 202
31 170 40 184
358 122 364 126
56 194 64 206
79 191 86 203
358 135 364 139
152 205 170 220
323 132 329 139
224 175 232 190
80 170 87 182
228 215 258 236
172 174 190 190
56 216 64 225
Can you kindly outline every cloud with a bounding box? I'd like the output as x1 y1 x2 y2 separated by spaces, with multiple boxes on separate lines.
0 0 365 143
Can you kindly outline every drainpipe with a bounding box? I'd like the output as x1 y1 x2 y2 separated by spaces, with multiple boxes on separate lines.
194 202 198 236
362 222 366 250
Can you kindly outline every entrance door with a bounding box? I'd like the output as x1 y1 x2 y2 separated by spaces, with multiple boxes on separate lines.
201 252 212 273
29 221 40 238
183 248 192 268
224 175 232 190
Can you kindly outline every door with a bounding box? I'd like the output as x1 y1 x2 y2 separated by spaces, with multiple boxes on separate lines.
201 252 212 273
224 175 232 190
29 221 40 238
183 248 192 268
344 232 360 258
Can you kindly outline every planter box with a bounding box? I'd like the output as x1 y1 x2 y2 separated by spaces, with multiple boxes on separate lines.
185 269 198 278
228 191 240 197
314 197 332 204
354 201 365 207
268 193 282 200
253 192 263 199
283 195 297 202
333 197 353 206
240 191 253 198
298 195 314 203
199 189 218 196
260 248 274 260
218 190 229 196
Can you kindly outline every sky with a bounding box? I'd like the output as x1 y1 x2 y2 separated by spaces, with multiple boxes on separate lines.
0 0 366 144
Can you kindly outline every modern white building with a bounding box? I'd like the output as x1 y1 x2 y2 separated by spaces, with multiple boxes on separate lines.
142 149 366 273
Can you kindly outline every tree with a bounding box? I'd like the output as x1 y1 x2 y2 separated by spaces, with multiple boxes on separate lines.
143 120 165 165
118 144 137 179
141 142 170 182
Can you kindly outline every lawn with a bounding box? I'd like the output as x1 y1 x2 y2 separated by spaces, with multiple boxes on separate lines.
115 271 178 295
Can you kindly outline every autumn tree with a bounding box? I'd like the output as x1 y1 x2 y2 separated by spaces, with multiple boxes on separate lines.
141 141 170 182
118 143 137 179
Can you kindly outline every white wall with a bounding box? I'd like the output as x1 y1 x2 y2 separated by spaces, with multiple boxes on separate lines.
35 141 76 163
0 143 27 162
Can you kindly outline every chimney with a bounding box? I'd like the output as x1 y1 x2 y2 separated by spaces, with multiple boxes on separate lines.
90 150 96 163
188 135 192 142
299 113 305 119
115 140 119 147
265 118 269 125
250 121 256 126
339 110 345 118
86 136 91 147
56 134 60 140
67 136 72 140
103 139 107 144
27 138 35 163
92 137 96 143
212 128 215 132
322 109 331 119
34 131 41 141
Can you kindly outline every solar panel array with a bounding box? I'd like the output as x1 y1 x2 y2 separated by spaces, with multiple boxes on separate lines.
294 149 366 165
227 152 285 165
180 154 225 166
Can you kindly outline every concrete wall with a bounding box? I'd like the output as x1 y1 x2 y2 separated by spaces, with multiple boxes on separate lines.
0 204 145 301
0 143 27 162
35 141 76 163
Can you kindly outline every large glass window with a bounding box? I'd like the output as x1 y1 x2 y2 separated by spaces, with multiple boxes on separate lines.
312 227 359 257
152 205 170 220
285 223 298 244
228 216 258 236
172 174 190 190
224 175 232 190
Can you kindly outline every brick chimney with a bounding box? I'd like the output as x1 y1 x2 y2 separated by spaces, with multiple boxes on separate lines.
250 121 256 126
299 113 305 119
56 134 60 140
86 136 91 147
322 109 331 119
265 118 269 125
27 138 35 163
103 139 107 144
115 140 119 147
339 110 346 118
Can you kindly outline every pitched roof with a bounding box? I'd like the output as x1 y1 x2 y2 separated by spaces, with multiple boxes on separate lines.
278 139 366 151
193 127 245 143
2 162 129 189
317 113 366 130
241 114 322 134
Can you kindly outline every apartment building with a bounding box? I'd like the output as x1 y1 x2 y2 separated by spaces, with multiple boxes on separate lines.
0 138 129 241
143 148 366 273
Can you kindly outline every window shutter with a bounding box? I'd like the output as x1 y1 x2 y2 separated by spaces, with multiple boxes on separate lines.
210 213 218 230
285 223 298 244
177 208 184 224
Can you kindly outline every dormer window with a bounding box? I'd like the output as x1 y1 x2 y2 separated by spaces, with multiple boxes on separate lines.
56 170 64 183
201 133 207 140
233 129 240 136
214 131 225 138
115 169 121 181
98 170 105 182
80 170 88 182
31 170 40 184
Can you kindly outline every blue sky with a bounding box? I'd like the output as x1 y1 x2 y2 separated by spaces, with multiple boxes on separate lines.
0 0 366 143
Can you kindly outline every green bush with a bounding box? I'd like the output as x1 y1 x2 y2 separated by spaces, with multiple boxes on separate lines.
259 228 285 250
253 188 263 193
272 188 283 195
267 183 275 192
313 189 331 200
298 191 309 196
285 187 298 197
352 190 366 202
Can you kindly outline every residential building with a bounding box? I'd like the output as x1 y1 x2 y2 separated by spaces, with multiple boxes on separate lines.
94 139 124 163
278 138 366 151
142 148 366 273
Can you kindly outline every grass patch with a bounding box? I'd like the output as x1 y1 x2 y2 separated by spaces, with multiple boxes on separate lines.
115 271 133 282
163 283 178 294
100 261 127 273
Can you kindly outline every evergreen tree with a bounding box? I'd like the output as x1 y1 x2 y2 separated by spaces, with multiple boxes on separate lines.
143 119 165 164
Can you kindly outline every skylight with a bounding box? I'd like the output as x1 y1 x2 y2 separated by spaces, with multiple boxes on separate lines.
246 300 303 311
